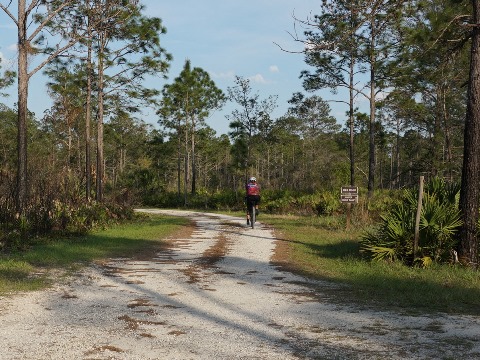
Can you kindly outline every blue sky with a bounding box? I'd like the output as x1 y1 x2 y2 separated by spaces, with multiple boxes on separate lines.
0 1 347 136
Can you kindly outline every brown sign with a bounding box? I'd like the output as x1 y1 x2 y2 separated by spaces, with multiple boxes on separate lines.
341 186 358 194
341 186 358 203
341 195 358 203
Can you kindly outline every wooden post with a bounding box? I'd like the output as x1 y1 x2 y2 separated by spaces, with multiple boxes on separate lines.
341 186 358 231
414 176 424 258
346 203 351 230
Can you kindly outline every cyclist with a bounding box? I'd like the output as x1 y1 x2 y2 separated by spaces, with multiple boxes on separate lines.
245 176 261 225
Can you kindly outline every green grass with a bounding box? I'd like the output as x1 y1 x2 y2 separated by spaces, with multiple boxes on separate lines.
0 214 189 295
262 214 480 316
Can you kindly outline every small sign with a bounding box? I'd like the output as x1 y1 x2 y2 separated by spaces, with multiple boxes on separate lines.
341 186 358 194
341 195 358 203
341 186 358 203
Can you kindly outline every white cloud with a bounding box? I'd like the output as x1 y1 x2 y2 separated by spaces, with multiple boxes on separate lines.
375 88 393 101
270 65 280 72
0 49 16 68
7 44 17 51
248 74 267 84
269 65 279 73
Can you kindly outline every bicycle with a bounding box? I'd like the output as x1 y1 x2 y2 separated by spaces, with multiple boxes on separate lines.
249 201 256 229
247 197 259 229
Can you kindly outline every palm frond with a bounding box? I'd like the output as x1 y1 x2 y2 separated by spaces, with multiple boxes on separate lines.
361 245 397 262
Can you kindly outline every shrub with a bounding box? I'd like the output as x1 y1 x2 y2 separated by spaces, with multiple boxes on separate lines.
360 177 462 267
313 191 341 216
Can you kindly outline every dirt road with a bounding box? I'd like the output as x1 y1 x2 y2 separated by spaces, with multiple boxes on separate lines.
1 209 479 359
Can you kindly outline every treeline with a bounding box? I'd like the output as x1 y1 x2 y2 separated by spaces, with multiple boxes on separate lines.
0 71 462 212
0 0 478 264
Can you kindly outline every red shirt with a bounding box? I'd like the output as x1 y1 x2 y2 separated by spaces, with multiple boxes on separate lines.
246 183 260 196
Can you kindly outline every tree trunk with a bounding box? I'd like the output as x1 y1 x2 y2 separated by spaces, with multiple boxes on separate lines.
85 20 93 202
431 86 443 177
96 35 105 202
177 121 181 196
458 0 480 267
16 0 28 214
67 124 72 167
441 87 454 181
184 153 188 206
191 118 196 195
184 117 189 206
395 122 401 189
367 20 376 198
349 52 355 186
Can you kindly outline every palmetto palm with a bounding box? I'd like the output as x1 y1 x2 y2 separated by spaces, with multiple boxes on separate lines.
360 178 462 266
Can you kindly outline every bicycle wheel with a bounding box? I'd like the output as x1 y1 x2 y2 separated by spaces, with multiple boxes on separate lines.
251 203 255 229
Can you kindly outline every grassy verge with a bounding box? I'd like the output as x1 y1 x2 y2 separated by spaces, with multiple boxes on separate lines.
262 214 480 316
0 214 189 296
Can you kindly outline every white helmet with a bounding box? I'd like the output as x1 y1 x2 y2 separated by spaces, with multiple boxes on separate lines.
249 177 257 182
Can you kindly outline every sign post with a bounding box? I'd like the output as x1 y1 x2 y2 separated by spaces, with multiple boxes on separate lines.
340 186 358 230
414 176 424 258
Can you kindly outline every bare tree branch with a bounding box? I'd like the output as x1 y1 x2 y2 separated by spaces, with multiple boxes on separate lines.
28 1 75 43
26 0 40 15
0 3 18 26
28 38 79 78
